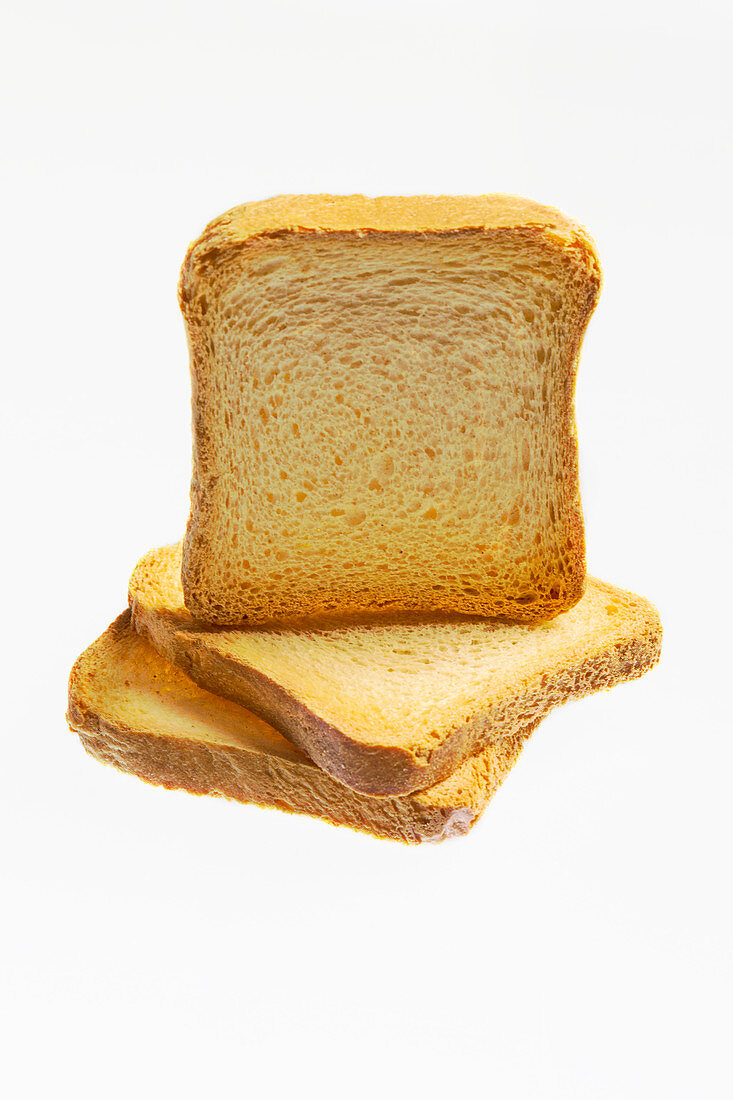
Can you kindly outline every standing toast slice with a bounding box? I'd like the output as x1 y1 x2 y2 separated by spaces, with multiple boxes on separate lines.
180 193 601 626
67 614 534 844
130 545 661 796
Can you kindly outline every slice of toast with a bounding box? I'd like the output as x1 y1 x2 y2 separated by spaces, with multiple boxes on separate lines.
67 613 534 844
130 545 662 796
180 193 601 626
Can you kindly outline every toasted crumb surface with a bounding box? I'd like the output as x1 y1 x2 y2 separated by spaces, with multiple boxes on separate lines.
180 193 601 626
67 613 531 843
130 545 662 795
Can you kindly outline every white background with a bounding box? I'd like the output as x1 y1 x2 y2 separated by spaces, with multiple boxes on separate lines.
2 1 731 1096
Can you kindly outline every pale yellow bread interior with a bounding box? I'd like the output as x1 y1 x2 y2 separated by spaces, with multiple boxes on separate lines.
180 193 601 626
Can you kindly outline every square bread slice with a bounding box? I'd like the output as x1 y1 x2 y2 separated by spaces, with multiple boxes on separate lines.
180 193 601 626
130 545 661 796
67 613 534 844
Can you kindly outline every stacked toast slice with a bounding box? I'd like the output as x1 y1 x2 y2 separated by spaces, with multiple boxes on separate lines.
68 614 537 844
68 195 661 842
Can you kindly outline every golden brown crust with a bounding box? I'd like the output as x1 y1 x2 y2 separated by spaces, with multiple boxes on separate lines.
67 614 531 843
179 194 600 301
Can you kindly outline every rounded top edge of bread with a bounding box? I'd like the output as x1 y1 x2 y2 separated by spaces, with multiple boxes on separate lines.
178 193 601 302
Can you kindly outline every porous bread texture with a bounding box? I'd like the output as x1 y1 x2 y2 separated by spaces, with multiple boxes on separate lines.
180 193 601 626
67 613 532 844
130 544 662 796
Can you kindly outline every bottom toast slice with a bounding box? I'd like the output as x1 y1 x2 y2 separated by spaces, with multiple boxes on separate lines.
67 613 535 843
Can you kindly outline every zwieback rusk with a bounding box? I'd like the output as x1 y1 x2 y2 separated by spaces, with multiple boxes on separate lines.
130 545 662 797
180 193 601 626
67 613 536 844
